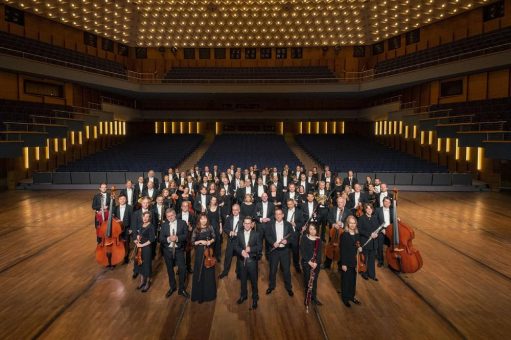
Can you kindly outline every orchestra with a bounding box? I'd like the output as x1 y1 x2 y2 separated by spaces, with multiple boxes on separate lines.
91 164 414 311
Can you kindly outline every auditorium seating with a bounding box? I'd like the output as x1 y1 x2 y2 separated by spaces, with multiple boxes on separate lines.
295 134 448 173
57 134 203 172
0 31 126 77
164 66 337 82
375 27 511 76
198 134 301 170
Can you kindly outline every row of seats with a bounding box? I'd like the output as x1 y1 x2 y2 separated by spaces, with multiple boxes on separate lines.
198 134 301 170
57 134 203 172
295 134 448 173
164 66 336 81
375 26 511 76
0 31 126 77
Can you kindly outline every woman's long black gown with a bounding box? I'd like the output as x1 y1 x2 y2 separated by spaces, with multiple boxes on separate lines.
191 226 217 302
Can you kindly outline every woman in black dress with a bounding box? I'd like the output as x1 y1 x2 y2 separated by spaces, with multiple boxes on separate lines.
268 184 282 208
134 211 156 293
340 215 362 307
191 213 217 303
300 223 322 307
176 186 192 211
240 194 256 219
207 196 223 262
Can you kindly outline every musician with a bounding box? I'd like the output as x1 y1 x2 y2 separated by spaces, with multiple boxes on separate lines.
176 187 192 211
363 176 373 192
340 215 362 307
254 177 267 203
332 177 344 197
312 167 319 183
367 184 377 206
321 169 333 186
134 211 156 293
160 208 189 298
152 195 166 258
120 180 136 207
219 204 242 279
113 193 133 264
177 201 196 274
160 175 171 191
323 196 350 269
161 188 173 210
207 182 217 196
296 185 306 205
142 181 159 203
298 173 310 194
373 178 382 194
190 213 216 303
235 180 247 204
256 192 275 259
301 192 317 225
316 181 330 240
307 170 317 189
280 170 291 193
131 197 157 236
348 183 368 214
268 183 283 208
193 186 211 213
134 176 146 202
235 216 261 310
177 171 187 187
376 197 395 267
241 194 257 219
92 183 110 218
283 182 298 203
342 170 358 191
212 165 219 180
207 196 223 262
221 176 234 197
301 223 322 306
284 198 304 273
265 208 294 297
260 168 269 186
358 203 380 281
185 175 195 194
376 183 394 208
144 170 160 190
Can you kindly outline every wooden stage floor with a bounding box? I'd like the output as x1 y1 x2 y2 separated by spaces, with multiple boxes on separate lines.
0 191 510 340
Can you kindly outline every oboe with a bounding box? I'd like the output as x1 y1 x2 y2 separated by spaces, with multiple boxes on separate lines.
305 237 320 313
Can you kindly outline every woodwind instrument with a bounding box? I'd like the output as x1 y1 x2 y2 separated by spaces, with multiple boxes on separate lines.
305 237 320 313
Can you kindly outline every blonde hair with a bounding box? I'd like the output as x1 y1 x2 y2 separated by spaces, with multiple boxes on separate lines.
344 215 359 234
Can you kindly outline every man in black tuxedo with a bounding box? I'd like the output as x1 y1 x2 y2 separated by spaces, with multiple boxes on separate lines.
113 193 133 264
265 208 294 297
256 192 275 259
283 182 298 203
283 199 304 273
160 175 172 191
376 183 394 208
142 181 159 203
279 170 291 193
235 216 261 310
254 177 267 203
144 169 160 191
301 192 318 223
177 201 196 273
92 183 110 216
193 186 211 213
160 208 190 298
120 180 136 207
236 179 253 205
219 204 242 279
133 176 146 205
348 183 368 214
342 170 358 191
322 196 350 269
297 173 310 194
376 196 395 267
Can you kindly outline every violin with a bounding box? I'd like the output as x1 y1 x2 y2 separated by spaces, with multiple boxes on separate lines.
204 239 216 268
96 186 126 266
355 203 364 218
385 189 423 273
355 240 366 273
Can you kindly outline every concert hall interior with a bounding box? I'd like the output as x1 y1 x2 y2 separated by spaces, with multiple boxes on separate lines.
0 0 511 339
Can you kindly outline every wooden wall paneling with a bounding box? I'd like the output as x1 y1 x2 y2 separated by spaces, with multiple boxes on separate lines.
467 72 488 101
487 69 510 99
0 71 19 100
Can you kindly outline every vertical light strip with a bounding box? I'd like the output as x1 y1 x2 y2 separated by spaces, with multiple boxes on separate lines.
70 131 75 145
85 125 90 139
123 122 126 135
384 120 388 135
388 121 393 135
455 139 460 160
446 138 451 153
420 131 425 145
405 125 409 139
477 147 484 171
99 121 103 135
196 122 200 134
54 138 59 152
114 121 118 135
215 122 220 135
399 121 403 135
375 122 379 135
94 126 98 139
78 131 83 145
428 131 433 145
23 147 29 169
155 121 159 134
332 121 337 134
45 139 50 159
62 138 67 152
466 147 471 162
35 146 40 161
341 121 345 134
437 138 442 152
110 121 113 135
298 121 303 134
413 125 417 139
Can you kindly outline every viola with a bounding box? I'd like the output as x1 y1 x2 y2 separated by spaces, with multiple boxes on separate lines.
96 186 126 266
385 189 423 273
356 240 367 273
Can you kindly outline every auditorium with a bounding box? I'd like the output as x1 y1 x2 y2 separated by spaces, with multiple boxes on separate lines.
0 0 510 339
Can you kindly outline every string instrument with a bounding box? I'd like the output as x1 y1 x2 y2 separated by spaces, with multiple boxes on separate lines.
325 223 343 262
385 189 423 273
305 237 320 313
96 186 126 266
95 194 109 225
204 237 216 268
355 240 366 273
355 203 364 218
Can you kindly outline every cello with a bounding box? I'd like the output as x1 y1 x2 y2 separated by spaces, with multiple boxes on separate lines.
96 186 126 267
385 189 423 273
325 224 342 264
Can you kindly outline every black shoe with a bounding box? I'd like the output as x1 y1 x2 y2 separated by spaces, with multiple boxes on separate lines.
187 268 194 274
295 266 302 274
313 299 323 306
287 289 294 297
320 264 330 270
218 273 227 279
372 277 379 282
251 300 258 310
377 262 384 268
343 301 351 308
362 274 369 280
124 258 129 264
109 265 116 271
198 300 204 304
178 290 190 298
237 297 247 304
136 281 145 290
132 273 139 279
352 298 361 305
141 281 151 293
165 288 177 298
266 288 273 295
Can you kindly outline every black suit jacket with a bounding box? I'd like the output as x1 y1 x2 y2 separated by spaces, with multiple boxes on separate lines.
159 219 187 251
120 188 136 206
142 188 159 202
152 204 167 226
92 192 111 211
144 177 160 190
255 201 275 223
342 177 358 190
177 211 196 230
348 192 369 210
113 204 133 232
301 201 318 222
375 191 394 207
376 207 395 227
358 214 380 250
133 183 146 199
264 220 294 248
235 229 261 259
131 208 157 234
223 214 242 236
327 206 350 225
193 194 211 213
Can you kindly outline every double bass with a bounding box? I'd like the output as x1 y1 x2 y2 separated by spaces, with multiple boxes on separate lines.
96 186 126 266
385 189 423 273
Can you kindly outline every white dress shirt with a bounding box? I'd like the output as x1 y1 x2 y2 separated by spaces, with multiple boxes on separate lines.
276 221 285 247
244 230 251 247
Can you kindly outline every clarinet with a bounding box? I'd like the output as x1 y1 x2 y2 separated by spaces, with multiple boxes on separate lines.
305 237 320 313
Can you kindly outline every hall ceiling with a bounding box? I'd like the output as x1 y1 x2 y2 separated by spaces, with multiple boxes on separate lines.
2 0 494 47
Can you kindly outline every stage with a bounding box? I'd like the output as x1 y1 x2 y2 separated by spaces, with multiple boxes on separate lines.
0 191 510 339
